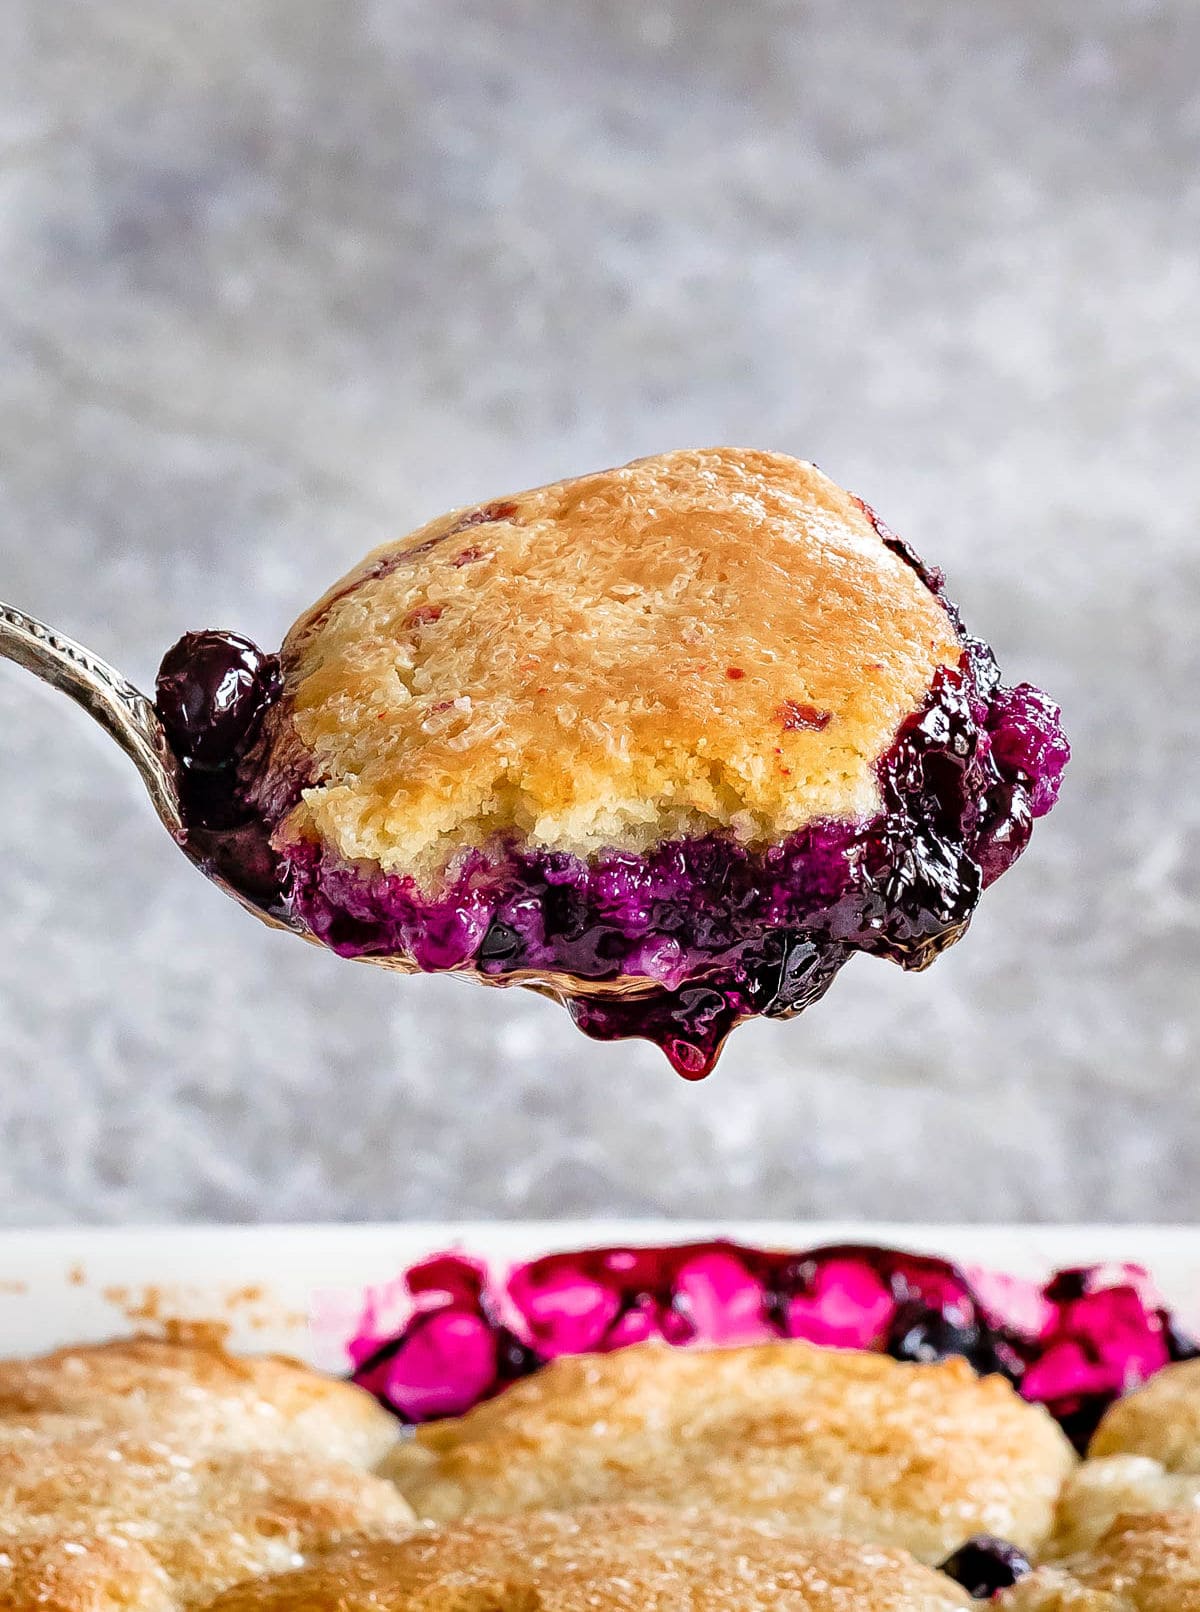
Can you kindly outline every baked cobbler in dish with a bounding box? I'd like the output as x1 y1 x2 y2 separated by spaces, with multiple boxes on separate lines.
157 448 1068 1073
5 1239 1200 1609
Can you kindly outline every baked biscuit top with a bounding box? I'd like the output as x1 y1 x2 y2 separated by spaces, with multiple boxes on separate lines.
1047 1358 1200 1559
1051 1455 1200 1557
1000 1510 1200 1611
0 1536 175 1612
268 448 961 880
1088 1356 1200 1471
0 1326 398 1467
0 1423 413 1607
202 1504 973 1612
384 1340 1075 1564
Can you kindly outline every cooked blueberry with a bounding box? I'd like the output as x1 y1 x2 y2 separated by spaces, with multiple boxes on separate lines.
908 678 976 765
1043 1268 1090 1303
661 1292 699 1345
746 932 847 1018
156 630 280 768
865 829 981 964
974 781 1034 885
478 919 524 964
886 1300 986 1368
962 635 1002 704
541 879 590 943
938 1536 1031 1597
494 1327 544 1382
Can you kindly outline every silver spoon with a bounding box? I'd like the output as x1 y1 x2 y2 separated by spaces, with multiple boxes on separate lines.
0 599 301 937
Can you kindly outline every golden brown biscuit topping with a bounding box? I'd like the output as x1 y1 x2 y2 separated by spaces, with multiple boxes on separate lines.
384 1340 1075 1564
0 1427 413 1606
0 1327 398 1468
274 448 961 878
1001 1510 1200 1610
203 1504 973 1612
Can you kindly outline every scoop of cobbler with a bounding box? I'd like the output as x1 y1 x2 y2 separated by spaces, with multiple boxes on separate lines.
157 448 1068 1072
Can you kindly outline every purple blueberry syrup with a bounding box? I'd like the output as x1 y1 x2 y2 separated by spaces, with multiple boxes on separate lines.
155 523 1068 1074
333 1238 1189 1459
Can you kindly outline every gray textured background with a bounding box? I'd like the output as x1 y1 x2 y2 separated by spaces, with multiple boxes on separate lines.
2 0 1198 1225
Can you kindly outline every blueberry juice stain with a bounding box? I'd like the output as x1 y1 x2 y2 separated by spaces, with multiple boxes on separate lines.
157 531 1067 1074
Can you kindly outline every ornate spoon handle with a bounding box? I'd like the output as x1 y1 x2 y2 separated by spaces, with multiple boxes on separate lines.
0 600 183 835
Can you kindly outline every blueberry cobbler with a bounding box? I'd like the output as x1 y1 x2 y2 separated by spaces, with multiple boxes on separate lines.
5 1243 1200 1607
156 448 1068 1074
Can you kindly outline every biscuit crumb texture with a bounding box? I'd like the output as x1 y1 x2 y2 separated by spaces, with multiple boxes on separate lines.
0 1327 399 1468
203 1503 973 1612
0 1330 412 1610
271 448 960 881
0 1428 413 1608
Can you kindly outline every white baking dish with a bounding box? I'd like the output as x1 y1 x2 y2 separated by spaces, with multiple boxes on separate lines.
1 1222 1197 1369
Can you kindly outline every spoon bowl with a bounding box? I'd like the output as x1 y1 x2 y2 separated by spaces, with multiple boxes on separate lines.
0 600 299 938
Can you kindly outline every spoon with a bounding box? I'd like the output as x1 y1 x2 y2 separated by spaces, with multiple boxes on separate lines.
0 599 300 938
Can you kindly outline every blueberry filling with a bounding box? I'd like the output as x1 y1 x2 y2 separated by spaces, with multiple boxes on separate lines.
157 535 1068 1074
342 1238 1179 1449
938 1536 1032 1598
